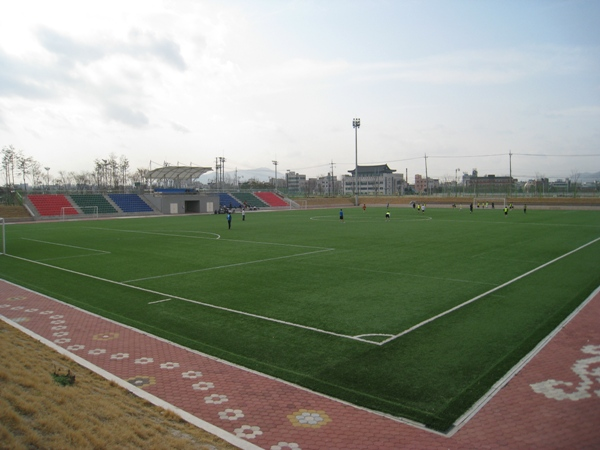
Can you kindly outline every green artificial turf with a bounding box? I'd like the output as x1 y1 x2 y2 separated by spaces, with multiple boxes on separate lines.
2 206 599 431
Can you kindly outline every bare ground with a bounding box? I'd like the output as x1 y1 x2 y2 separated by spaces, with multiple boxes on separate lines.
0 320 239 450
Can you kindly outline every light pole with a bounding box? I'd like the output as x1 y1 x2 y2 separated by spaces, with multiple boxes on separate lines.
455 168 460 197
219 157 226 191
509 150 512 197
44 167 50 192
353 118 360 206
272 160 278 190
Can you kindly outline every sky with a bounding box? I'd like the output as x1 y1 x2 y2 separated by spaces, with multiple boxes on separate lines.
1 0 599 184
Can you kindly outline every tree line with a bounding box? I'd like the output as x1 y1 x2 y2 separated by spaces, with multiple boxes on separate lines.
1 145 150 191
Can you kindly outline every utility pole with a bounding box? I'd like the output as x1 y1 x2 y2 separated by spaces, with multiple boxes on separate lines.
424 153 429 196
353 118 360 206
509 150 512 197
330 160 335 196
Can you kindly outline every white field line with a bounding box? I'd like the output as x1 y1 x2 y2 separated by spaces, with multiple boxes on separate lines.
82 226 336 283
176 297 376 344
5 252 376 345
309 215 432 223
148 298 171 304
86 226 333 251
355 333 394 339
37 254 111 262
85 227 221 240
433 217 600 228
123 248 334 283
216 237 333 250
22 238 111 254
379 235 600 346
345 266 498 286
22 238 111 261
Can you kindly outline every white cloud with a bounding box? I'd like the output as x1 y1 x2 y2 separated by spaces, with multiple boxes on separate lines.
170 121 190 133
352 46 591 85
0 0 598 181
543 105 600 117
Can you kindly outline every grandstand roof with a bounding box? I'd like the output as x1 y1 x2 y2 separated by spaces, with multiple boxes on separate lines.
147 166 212 180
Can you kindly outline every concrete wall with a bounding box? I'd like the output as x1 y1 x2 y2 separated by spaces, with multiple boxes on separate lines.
142 194 219 214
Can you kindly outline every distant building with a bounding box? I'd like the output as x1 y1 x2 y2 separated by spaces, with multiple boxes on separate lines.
285 171 306 194
551 179 570 191
268 177 287 190
414 174 439 194
315 173 341 196
463 170 514 194
343 164 404 196
523 177 549 194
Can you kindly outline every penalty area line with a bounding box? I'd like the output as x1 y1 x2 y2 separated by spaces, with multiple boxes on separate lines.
123 248 335 283
85 227 221 241
148 299 171 304
4 253 378 346
22 238 111 254
380 235 600 346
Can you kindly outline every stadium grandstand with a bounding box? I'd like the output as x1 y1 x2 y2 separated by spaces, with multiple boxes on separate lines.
255 191 288 207
18 166 294 221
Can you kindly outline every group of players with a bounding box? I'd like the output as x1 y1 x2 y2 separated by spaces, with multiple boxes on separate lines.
337 200 527 223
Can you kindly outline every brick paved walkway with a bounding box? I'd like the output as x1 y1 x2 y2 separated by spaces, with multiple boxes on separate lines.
1 279 599 449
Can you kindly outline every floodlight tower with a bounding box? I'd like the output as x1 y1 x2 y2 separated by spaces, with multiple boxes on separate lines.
353 118 360 206
455 168 460 197
272 160 278 189
219 157 226 190
509 150 513 197
44 167 50 191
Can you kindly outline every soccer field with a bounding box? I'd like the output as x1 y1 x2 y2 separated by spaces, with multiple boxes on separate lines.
2 206 599 431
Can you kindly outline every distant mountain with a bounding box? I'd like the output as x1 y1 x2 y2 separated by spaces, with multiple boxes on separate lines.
580 171 600 182
198 167 275 183
234 167 276 182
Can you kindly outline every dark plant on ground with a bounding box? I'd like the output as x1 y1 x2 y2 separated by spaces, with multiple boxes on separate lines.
51 367 76 387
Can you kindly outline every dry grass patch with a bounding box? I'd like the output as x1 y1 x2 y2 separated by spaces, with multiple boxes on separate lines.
0 322 239 450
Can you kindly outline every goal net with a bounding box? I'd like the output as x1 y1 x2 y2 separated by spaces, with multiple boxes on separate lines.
287 199 307 209
61 206 98 220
